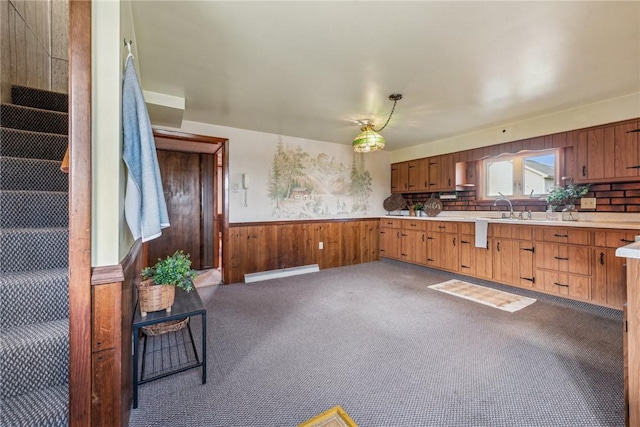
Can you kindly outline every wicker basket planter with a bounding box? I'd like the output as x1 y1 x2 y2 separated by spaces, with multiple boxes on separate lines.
138 279 176 317
141 317 189 336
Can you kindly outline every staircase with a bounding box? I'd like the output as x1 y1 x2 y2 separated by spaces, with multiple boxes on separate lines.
0 85 69 425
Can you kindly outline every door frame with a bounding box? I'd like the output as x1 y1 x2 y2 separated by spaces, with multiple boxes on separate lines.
147 129 227 273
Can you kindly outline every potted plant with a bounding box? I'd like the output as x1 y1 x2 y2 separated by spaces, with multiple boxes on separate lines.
138 250 196 316
544 182 590 221
414 202 424 217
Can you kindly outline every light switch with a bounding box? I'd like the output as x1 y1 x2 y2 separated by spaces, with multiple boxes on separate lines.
581 198 596 209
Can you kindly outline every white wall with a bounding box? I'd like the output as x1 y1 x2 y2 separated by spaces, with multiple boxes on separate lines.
169 121 391 223
391 92 640 163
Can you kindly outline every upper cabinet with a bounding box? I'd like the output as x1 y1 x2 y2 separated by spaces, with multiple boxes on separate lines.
391 155 455 193
575 121 640 183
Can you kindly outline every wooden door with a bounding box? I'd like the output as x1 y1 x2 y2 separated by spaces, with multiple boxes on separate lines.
517 241 536 288
342 221 361 266
593 248 627 308
417 158 430 192
147 150 204 269
442 232 459 272
390 164 399 193
428 157 440 190
439 154 455 190
615 122 640 179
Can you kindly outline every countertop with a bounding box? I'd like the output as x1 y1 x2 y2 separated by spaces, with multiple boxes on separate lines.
382 211 640 231
616 241 640 259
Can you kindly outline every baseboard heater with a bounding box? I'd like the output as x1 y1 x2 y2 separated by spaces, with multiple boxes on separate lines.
244 264 320 283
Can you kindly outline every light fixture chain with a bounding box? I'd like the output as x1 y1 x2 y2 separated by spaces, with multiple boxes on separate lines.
375 96 400 132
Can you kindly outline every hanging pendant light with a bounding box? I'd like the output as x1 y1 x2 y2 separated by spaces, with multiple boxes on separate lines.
352 93 402 153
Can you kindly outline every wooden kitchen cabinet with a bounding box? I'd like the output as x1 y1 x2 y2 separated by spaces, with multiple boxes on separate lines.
575 121 640 183
538 270 591 300
459 234 492 279
427 154 456 191
391 161 409 193
380 220 402 259
592 229 635 309
492 234 536 289
426 221 458 271
400 220 427 264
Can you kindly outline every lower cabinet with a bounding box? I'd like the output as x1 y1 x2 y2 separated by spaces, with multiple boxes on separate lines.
379 219 631 310
459 234 492 279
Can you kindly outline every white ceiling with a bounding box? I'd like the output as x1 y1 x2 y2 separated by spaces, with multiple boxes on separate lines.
130 1 640 151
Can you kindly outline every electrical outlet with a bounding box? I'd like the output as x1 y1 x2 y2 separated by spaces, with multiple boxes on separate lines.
581 197 596 209
231 183 239 193
319 242 323 250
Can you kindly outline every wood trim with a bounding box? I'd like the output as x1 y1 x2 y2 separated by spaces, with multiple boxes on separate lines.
201 154 215 268
229 218 383 228
68 1 92 425
222 140 230 284
152 128 227 145
91 265 124 285
90 240 142 285
154 137 221 154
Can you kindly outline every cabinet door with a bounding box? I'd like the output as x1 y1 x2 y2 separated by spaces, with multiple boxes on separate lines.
390 163 399 193
593 248 627 308
459 235 491 278
517 241 536 288
341 222 361 266
426 232 442 267
413 231 427 265
615 122 640 179
443 233 459 272
380 227 401 259
391 162 409 193
428 157 440 191
542 271 591 300
400 229 414 262
407 160 421 192
439 154 455 190
493 239 518 284
576 127 614 182
417 158 431 192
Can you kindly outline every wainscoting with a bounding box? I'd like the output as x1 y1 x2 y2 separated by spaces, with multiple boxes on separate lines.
225 219 380 284
90 240 142 427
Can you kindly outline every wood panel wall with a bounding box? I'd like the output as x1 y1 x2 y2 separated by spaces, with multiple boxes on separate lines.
225 219 380 284
90 240 142 427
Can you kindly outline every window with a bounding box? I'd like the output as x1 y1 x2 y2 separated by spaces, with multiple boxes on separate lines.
481 149 560 200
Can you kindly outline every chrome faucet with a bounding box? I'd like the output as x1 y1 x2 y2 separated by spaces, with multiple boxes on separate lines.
493 192 515 219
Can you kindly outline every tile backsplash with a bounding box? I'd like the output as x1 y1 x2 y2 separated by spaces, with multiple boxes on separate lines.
404 181 640 214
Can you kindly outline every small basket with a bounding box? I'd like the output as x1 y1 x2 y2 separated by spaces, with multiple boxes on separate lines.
141 318 189 336
137 279 176 317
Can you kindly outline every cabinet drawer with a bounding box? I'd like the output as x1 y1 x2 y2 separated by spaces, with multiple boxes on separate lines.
402 220 427 231
594 230 637 248
535 227 591 245
427 221 458 233
491 224 532 240
380 218 402 228
536 243 591 275
538 270 591 300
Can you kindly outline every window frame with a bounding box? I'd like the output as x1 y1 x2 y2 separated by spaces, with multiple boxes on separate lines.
478 148 563 201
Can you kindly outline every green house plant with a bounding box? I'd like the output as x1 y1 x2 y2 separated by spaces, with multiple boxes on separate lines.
138 250 196 316
544 182 590 221
414 202 425 217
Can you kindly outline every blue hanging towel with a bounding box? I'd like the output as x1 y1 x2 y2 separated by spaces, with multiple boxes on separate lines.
122 55 170 242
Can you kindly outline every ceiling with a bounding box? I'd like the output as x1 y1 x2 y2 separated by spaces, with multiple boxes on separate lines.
130 1 640 151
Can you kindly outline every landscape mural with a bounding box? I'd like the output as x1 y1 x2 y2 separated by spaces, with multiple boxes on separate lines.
268 139 372 219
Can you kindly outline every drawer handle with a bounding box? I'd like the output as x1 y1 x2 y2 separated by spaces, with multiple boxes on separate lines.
600 252 605 265
427 237 434 240
427 258 434 261
554 282 569 288
422 235 425 242
453 237 456 246
554 256 569 261
438 225 446 229
461 240 471 244
582 165 586 177
411 224 417 227
401 233 408 237
497 242 500 252
521 247 535 253
554 234 569 238
461 265 471 269
621 239 634 243
521 277 535 283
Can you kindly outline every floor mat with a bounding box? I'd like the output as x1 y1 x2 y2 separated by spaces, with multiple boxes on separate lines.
428 279 536 312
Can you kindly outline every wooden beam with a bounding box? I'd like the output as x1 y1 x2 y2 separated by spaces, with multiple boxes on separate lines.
68 1 92 425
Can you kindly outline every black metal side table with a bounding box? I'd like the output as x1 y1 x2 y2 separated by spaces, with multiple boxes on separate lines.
132 287 207 408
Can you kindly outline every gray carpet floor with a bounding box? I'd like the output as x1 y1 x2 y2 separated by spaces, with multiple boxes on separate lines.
129 260 624 427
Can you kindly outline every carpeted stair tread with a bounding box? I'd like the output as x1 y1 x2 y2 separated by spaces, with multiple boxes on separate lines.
0 385 68 427
11 85 68 113
1 319 69 399
0 190 68 228
0 157 68 192
0 269 68 328
0 104 68 135
0 128 67 161
0 228 68 273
